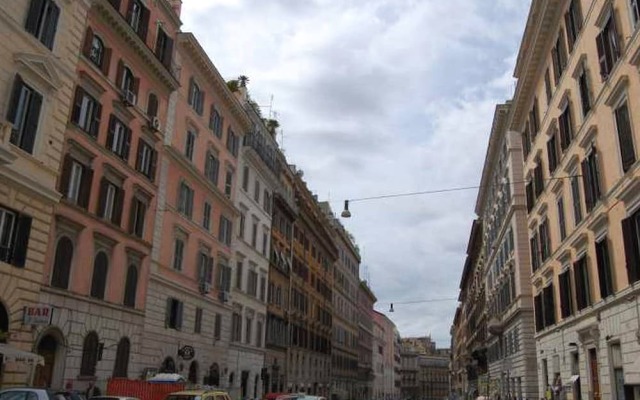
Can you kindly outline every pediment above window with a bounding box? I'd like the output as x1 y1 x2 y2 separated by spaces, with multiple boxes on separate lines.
14 52 62 91
616 176 640 215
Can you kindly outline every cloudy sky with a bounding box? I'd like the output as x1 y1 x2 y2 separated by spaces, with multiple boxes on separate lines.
181 0 531 346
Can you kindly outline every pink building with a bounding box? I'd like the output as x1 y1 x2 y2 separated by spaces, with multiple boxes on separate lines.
140 31 253 385
34 0 180 389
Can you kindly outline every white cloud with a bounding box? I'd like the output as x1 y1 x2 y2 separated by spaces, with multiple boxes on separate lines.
181 0 531 346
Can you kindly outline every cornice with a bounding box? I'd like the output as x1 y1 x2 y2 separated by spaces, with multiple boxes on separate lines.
94 0 179 90
177 33 253 132
157 0 182 28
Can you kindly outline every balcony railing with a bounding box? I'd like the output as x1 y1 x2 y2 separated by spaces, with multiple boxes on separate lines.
243 132 279 175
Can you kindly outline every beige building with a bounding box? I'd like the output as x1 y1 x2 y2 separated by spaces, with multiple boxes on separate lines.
512 0 640 398
0 0 90 387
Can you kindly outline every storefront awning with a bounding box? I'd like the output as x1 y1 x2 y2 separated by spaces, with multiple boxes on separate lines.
0 343 45 365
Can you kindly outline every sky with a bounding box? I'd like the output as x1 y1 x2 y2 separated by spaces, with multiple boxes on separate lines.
181 0 532 347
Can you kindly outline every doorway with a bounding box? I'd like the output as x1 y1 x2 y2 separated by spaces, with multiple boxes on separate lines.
34 334 60 388
589 348 601 400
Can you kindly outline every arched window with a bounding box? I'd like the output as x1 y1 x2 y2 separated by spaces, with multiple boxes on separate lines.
160 357 176 373
80 331 99 376
206 363 220 386
0 301 8 344
188 361 198 384
123 265 138 308
51 237 73 290
89 36 104 67
90 251 108 299
113 337 130 378
147 93 158 118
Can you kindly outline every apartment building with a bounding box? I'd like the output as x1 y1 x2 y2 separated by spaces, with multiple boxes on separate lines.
319 202 361 400
142 30 250 386
475 103 539 399
0 0 91 387
265 152 297 393
372 311 401 400
372 316 385 400
226 83 281 400
450 307 467 398
456 219 487 398
513 0 640 398
356 281 377 400
400 342 419 400
288 168 337 395
30 0 179 388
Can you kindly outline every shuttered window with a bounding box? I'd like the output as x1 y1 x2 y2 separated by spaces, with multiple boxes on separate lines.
24 0 60 50
6 75 43 154
621 212 640 284
596 10 622 80
70 87 102 137
0 206 32 268
614 101 636 173
559 270 573 318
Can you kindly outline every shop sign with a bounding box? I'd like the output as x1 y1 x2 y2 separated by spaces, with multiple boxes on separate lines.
22 305 54 326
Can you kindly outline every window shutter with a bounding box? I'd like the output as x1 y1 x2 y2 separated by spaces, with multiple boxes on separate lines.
581 159 593 211
188 77 195 106
101 47 112 76
139 6 150 41
22 90 42 154
132 77 140 99
10 215 32 268
547 137 557 174
163 36 174 69
534 294 543 332
7 75 25 124
25 0 45 35
176 301 183 330
565 12 575 52
116 59 125 89
126 0 134 22
615 105 637 172
611 10 623 60
97 178 108 217
58 154 73 196
128 198 137 234
165 298 172 327
209 106 215 129
107 115 116 149
70 86 83 125
622 217 640 284
82 27 94 58
78 167 93 209
147 94 158 117
122 128 132 161
42 2 60 50
595 33 608 79
150 149 157 181
207 257 214 284
91 102 102 138
135 138 144 171
198 91 206 115
112 187 125 225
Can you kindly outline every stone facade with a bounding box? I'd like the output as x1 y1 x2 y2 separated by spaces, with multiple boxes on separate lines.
0 0 90 388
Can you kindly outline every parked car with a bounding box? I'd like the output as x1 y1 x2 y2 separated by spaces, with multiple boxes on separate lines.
164 390 231 400
90 396 140 400
0 389 87 400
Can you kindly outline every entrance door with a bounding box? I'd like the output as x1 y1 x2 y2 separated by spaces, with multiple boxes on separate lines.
34 335 58 387
589 348 601 400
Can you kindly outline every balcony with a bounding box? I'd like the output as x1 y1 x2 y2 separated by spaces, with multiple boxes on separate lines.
243 132 279 175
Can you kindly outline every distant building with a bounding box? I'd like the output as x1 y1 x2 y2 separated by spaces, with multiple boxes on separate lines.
356 281 377 400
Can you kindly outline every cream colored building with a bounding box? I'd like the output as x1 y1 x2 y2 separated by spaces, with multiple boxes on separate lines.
0 0 90 387
512 0 640 398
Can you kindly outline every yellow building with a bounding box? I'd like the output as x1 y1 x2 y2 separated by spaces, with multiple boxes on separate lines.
512 0 640 398
0 0 90 387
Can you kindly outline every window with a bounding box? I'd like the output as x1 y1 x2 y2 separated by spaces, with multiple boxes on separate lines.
596 11 622 80
90 251 108 299
227 128 239 157
557 197 567 241
262 231 269 256
135 139 157 181
564 0 583 52
128 197 146 238
534 285 556 332
547 134 559 175
89 36 104 67
231 312 242 342
263 190 271 213
574 256 591 310
185 130 196 161
165 297 183 330
578 67 592 116
225 170 233 198
633 0 640 28
622 209 640 284
82 28 111 74
219 216 232 246
197 252 214 284
51 236 73 289
526 181 534 213
254 180 261 203
582 148 602 212
596 238 615 299
551 32 568 84
530 232 539 272
113 337 130 378
173 238 184 271
123 264 138 307
147 93 158 118
118 63 137 98
0 206 31 268
107 115 132 160
6 75 43 154
571 173 583 225
178 182 194 218
59 156 93 209
614 101 636 172
209 106 223 138
529 99 540 138
217 260 231 292
214 314 222 340
260 276 266 302
236 261 244 290
98 179 124 225
80 331 99 376
559 269 574 318
242 166 250 191
248 270 258 296
251 220 258 248
245 316 252 344
203 202 212 230
71 87 102 137
195 307 203 334
539 220 551 263
533 159 544 198
204 151 219 185
127 0 149 40
239 211 246 239
256 321 263 348
559 103 574 152
188 78 204 115
544 68 553 103
25 0 60 50
155 28 173 69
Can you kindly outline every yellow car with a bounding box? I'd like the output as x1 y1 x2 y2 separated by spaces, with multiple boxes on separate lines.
164 390 231 400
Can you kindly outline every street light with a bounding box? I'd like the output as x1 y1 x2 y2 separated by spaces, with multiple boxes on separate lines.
341 200 351 218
